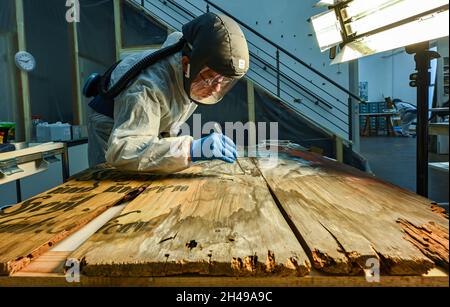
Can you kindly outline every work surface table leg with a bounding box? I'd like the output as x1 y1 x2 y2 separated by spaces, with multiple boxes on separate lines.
387 116 396 136
15 179 22 203
61 144 70 182
363 116 370 136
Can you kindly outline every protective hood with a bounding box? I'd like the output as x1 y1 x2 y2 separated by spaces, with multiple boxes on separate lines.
182 12 250 104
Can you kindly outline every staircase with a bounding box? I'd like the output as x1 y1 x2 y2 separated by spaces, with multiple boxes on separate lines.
128 0 363 141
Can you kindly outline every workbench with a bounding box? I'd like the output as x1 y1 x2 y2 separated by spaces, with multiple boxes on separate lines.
360 112 398 136
0 142 69 203
0 146 448 287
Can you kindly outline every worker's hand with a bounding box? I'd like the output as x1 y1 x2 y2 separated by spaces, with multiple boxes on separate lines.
190 133 237 163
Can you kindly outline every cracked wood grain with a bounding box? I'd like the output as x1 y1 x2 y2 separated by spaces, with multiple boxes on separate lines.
397 219 449 270
0 167 151 276
255 150 448 276
69 159 311 277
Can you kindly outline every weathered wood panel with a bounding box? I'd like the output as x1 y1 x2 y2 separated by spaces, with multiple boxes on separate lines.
0 168 152 275
255 149 449 276
70 159 311 277
398 219 448 270
6 268 448 287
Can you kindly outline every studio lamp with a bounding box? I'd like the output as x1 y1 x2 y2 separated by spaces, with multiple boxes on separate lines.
310 0 449 64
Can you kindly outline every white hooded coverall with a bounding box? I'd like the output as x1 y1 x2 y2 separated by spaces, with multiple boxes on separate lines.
88 32 198 174
394 101 417 136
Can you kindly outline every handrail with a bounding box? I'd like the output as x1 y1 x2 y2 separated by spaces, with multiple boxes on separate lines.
164 0 361 104
203 0 363 103
160 0 342 112
157 0 340 114
246 40 348 108
251 55 339 112
136 0 350 136
165 0 197 19
250 68 347 133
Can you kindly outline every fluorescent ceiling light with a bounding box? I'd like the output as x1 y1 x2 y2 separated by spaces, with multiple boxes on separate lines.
342 0 449 36
331 9 449 64
314 0 338 7
311 10 343 52
341 0 399 20
310 0 449 63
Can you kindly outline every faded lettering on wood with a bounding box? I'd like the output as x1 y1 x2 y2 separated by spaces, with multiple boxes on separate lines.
0 168 152 275
70 159 311 277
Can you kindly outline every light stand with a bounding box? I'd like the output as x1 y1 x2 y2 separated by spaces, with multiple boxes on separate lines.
405 42 440 197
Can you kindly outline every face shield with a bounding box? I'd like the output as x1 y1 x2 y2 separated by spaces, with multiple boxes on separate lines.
189 66 238 105
182 12 250 105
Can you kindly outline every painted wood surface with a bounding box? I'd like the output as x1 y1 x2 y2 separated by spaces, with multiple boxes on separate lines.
2 148 448 283
70 159 311 277
255 148 448 276
0 167 151 275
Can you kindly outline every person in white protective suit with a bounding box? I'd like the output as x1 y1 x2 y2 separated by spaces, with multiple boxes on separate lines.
85 13 250 174
393 98 417 137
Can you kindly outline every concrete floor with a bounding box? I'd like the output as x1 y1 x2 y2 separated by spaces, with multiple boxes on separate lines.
360 136 449 204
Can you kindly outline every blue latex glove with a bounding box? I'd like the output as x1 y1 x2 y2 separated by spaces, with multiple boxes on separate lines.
190 133 237 163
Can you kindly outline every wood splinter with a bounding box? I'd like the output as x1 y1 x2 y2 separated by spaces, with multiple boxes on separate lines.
397 218 449 270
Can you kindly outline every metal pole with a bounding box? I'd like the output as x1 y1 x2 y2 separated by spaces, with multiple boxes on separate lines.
414 43 430 197
61 143 70 182
348 60 360 152
16 180 22 203
348 97 353 143
276 49 280 97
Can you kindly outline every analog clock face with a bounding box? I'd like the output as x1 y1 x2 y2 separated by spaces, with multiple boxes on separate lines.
15 51 36 72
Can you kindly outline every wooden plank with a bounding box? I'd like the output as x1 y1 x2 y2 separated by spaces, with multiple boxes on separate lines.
255 148 449 276
10 204 128 276
0 142 64 161
17 251 70 275
114 0 123 61
247 79 256 148
9 219 448 286
69 20 83 125
334 136 343 163
397 219 448 270
0 167 152 275
0 160 49 185
15 0 31 142
12 204 129 276
3 270 448 287
69 159 311 277
429 123 449 136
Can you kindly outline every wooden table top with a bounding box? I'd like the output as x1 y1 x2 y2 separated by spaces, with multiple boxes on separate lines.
0 146 448 287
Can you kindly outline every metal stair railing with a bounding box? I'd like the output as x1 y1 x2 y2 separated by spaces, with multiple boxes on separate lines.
131 0 364 140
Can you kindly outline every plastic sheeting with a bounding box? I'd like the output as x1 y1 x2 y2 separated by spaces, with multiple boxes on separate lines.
184 79 249 140
78 0 115 66
254 86 334 157
0 0 17 124
23 0 74 124
184 78 334 157
78 0 116 123
122 1 168 47
0 0 14 33
79 0 168 122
